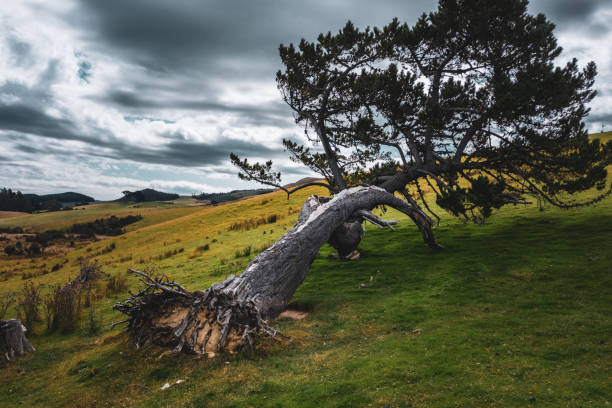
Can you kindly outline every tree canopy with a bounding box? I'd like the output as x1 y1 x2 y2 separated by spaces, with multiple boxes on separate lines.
232 0 611 224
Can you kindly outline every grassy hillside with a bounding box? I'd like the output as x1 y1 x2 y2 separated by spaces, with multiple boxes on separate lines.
0 166 610 406
591 130 612 143
0 200 203 233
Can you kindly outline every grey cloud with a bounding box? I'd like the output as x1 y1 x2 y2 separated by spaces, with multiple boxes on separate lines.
121 137 279 167
531 0 608 24
0 104 284 167
104 90 294 127
0 104 77 141
6 35 33 66
105 90 285 113
0 60 60 109
123 116 176 124
587 111 612 125
0 54 286 168
73 0 436 77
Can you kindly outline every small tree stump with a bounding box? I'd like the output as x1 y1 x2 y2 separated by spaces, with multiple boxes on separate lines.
0 319 35 361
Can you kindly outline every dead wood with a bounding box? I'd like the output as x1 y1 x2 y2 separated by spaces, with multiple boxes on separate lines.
114 186 438 355
0 319 35 361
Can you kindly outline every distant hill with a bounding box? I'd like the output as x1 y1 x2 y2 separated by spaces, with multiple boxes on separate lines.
282 177 323 190
1 189 94 213
24 192 95 204
115 188 179 203
193 188 273 204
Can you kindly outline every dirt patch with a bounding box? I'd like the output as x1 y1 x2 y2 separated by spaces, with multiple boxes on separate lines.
279 309 309 320
0 211 28 219
278 303 312 320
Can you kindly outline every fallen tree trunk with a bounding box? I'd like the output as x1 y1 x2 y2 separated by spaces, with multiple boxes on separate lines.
1 319 35 361
114 186 438 356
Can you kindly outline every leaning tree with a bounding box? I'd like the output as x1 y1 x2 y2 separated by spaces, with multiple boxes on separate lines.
114 0 611 356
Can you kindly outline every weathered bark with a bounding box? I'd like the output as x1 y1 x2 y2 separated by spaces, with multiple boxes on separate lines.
114 186 438 355
1 319 35 361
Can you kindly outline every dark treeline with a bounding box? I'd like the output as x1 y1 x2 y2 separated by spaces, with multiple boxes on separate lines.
0 188 36 213
115 189 178 203
0 188 94 213
67 215 143 236
192 188 273 204
2 215 143 257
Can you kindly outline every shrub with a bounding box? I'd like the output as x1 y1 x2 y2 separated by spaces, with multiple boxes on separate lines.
75 260 105 286
0 291 16 319
85 298 101 335
100 242 116 254
17 281 42 330
26 243 41 256
45 282 82 333
228 214 281 231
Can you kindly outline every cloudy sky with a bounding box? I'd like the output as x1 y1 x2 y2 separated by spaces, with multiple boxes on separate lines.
1 0 611 200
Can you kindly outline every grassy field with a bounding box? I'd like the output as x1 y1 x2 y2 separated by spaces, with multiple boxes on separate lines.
0 167 611 406
0 198 204 233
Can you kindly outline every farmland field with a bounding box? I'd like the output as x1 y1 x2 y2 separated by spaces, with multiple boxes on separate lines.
0 159 610 407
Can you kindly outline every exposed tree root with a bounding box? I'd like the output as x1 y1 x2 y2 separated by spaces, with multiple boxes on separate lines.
113 270 281 357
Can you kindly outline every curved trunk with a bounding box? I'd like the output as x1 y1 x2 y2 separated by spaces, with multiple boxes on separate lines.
325 170 443 254
114 186 435 355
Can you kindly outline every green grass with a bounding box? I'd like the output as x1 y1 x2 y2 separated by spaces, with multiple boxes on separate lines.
0 171 610 406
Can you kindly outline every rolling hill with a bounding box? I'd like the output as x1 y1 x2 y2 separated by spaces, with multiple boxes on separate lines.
193 188 273 204
0 177 610 406
114 188 179 203
24 192 95 204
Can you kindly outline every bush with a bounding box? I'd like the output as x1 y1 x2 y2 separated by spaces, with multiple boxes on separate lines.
75 260 105 286
228 213 281 231
26 243 41 256
67 215 142 236
85 298 101 335
17 281 42 330
100 242 116 254
0 291 16 319
45 282 82 333
43 260 105 333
